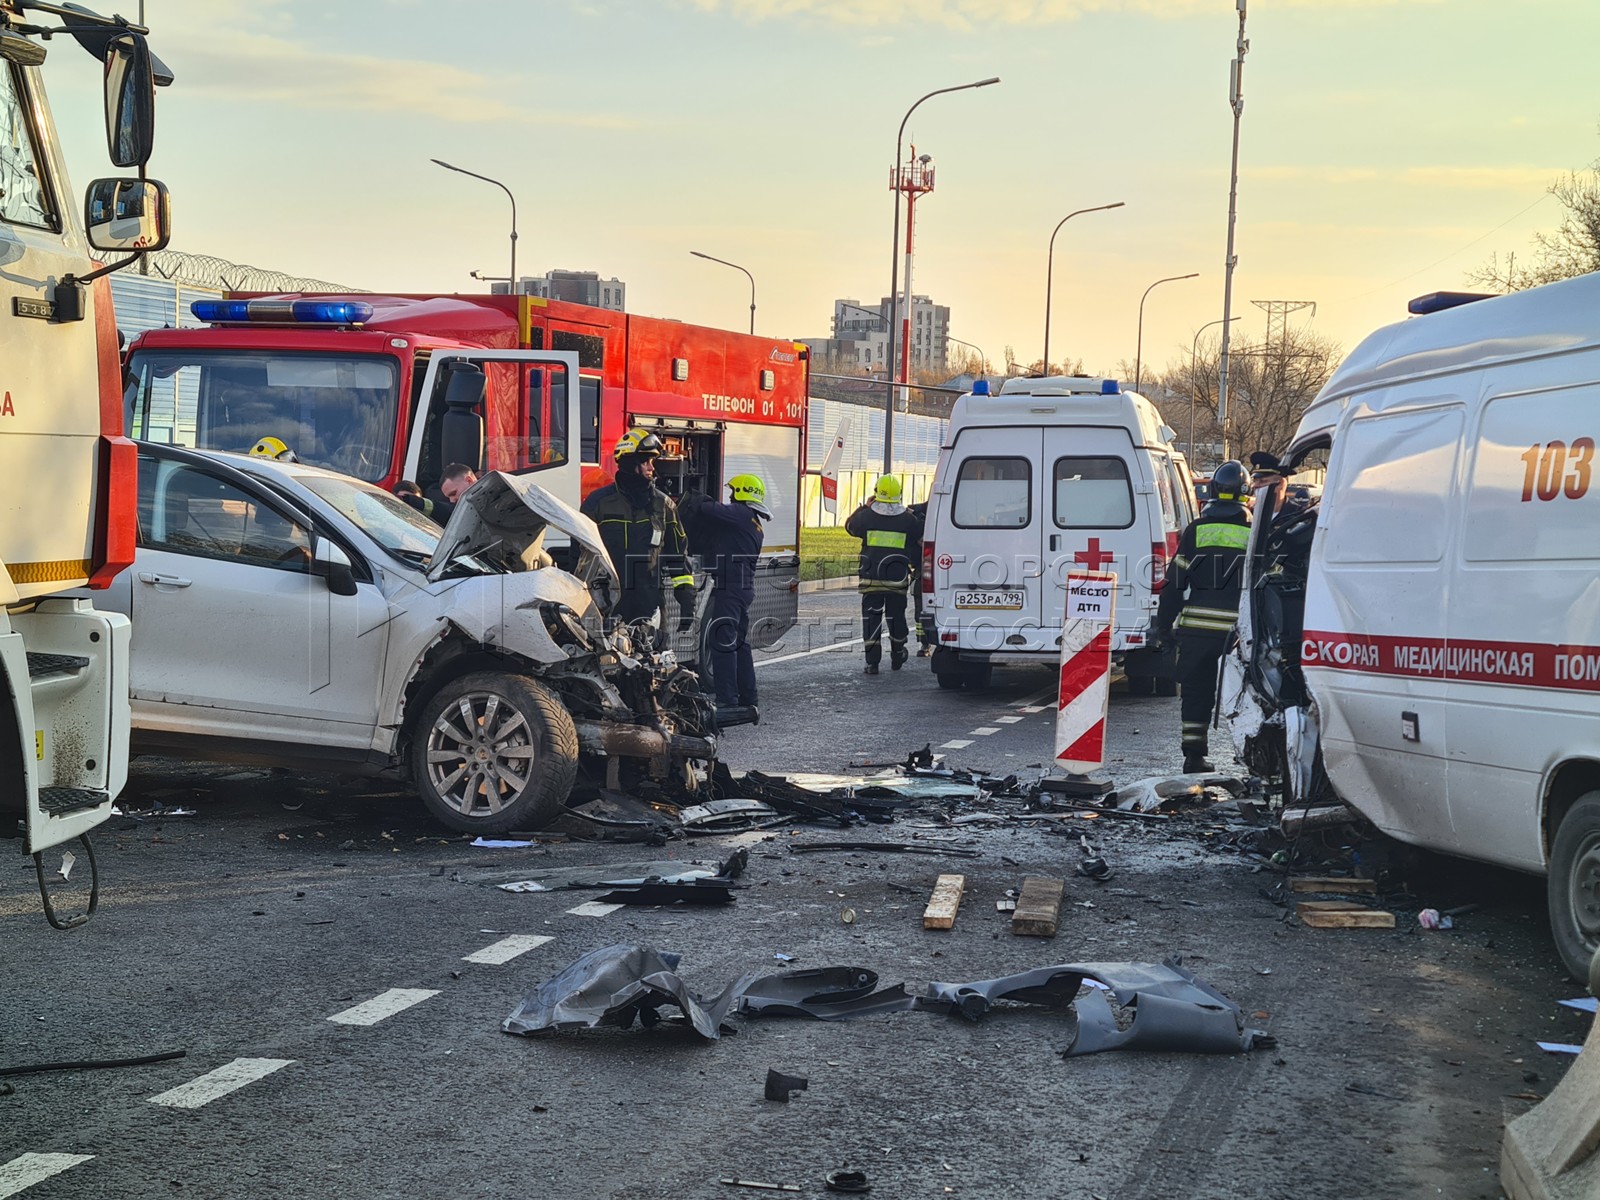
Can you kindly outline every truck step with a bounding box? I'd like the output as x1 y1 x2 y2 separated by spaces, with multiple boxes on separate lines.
38 787 110 816
27 652 91 679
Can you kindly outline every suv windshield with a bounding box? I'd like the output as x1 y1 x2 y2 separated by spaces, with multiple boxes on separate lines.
126 349 400 483
296 473 440 561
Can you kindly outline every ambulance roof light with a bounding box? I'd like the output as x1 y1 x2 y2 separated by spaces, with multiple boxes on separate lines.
1407 291 1495 316
972 379 990 395
1101 379 1120 394
191 299 375 325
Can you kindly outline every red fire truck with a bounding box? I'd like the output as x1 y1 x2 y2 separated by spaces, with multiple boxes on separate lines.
122 292 809 642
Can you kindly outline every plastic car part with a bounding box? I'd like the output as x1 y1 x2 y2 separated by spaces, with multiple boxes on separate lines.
763 1068 808 1101
502 944 758 1040
678 798 785 834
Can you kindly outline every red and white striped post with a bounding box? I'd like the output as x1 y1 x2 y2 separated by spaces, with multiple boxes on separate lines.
1051 571 1116 796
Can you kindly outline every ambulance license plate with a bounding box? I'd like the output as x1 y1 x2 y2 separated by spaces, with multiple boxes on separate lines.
954 589 1025 610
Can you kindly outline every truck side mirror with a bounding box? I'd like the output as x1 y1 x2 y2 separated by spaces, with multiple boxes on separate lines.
438 360 486 473
311 537 358 597
84 178 170 254
104 32 154 168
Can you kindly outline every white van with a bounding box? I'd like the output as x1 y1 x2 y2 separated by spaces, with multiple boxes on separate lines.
920 377 1194 691
1224 278 1600 978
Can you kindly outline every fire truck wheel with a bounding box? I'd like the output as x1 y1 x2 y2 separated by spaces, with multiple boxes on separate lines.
411 672 578 835
1549 790 1600 982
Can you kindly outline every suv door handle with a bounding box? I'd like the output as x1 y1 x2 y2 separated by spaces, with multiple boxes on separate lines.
138 572 191 588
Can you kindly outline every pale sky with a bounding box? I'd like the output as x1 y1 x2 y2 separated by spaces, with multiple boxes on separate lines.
44 0 1600 378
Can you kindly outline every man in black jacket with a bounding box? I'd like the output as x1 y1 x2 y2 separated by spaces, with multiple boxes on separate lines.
680 474 769 723
846 474 923 675
1152 459 1252 772
580 430 695 629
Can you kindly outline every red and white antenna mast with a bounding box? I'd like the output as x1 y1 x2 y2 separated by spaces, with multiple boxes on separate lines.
890 147 935 408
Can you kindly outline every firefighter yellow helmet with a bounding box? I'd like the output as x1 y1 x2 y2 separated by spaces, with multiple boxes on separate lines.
249 436 297 462
614 428 664 461
728 474 766 506
873 473 903 504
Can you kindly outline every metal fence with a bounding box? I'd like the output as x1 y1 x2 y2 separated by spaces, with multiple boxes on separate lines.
802 397 947 527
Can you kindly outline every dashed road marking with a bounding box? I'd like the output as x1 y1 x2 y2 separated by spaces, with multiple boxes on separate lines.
147 1058 294 1110
971 727 1001 736
567 900 625 918
756 638 863 667
1019 705 1049 714
995 716 1024 724
940 739 974 750
0 1154 94 1198
464 934 553 965
1014 686 1056 708
327 988 440 1026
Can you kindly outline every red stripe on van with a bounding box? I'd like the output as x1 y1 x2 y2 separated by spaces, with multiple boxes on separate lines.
1301 630 1600 693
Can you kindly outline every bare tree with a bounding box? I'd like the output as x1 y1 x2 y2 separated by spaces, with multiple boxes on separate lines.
1471 154 1600 291
1149 326 1342 467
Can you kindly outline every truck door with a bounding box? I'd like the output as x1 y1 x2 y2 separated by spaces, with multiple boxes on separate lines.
402 350 582 509
1040 427 1146 636
939 428 1045 643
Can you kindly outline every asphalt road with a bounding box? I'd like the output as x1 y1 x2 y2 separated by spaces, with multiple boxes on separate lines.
1 586 1586 1200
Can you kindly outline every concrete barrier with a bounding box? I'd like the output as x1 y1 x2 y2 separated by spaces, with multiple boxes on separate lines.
1501 947 1600 1199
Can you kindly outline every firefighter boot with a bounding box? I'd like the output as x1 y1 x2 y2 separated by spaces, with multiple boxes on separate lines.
890 642 909 671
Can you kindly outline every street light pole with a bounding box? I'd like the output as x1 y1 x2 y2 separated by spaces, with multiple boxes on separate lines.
1134 272 1199 394
1217 0 1250 447
432 158 518 293
1189 316 1239 461
1043 201 1124 375
945 335 988 378
884 76 999 474
690 250 756 335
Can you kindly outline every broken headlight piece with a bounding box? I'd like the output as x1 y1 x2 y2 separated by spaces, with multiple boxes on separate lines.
541 603 593 655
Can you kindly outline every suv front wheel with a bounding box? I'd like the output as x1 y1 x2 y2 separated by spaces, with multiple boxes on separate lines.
411 672 579 834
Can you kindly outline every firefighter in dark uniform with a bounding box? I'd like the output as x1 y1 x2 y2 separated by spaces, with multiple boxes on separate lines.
1152 459 1252 773
845 474 922 674
580 429 695 629
680 474 769 723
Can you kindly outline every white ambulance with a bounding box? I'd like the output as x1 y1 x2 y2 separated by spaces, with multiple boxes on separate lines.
1224 277 1600 978
920 377 1193 691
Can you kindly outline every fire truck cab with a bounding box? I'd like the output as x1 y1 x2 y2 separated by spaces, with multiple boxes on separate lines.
1 1 173 925
123 293 807 646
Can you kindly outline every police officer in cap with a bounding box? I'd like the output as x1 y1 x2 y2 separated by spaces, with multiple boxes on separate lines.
1151 459 1252 772
581 429 695 630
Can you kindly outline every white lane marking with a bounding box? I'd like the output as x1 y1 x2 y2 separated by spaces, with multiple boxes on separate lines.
146 1058 294 1110
970 726 1001 736
0 1154 94 1198
995 716 1024 724
1019 705 1050 714
1014 686 1056 708
940 739 974 750
464 934 553 965
568 901 625 918
756 638 864 668
326 988 440 1026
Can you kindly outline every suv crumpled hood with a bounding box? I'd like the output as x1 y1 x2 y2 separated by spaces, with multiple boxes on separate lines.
428 471 618 588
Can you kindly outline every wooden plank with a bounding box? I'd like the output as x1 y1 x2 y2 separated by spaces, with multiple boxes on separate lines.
1290 876 1377 894
1011 876 1065 938
922 874 966 930
1296 900 1396 929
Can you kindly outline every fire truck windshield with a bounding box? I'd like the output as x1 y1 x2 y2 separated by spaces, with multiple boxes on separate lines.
125 349 401 483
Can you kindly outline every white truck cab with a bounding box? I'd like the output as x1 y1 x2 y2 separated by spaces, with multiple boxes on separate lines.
920 376 1193 691
1224 279 1600 979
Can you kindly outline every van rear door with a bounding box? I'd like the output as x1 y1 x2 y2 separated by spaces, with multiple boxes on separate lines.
940 428 1045 635
1040 427 1150 635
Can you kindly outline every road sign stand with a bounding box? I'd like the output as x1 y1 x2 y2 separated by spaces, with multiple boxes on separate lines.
1047 570 1117 797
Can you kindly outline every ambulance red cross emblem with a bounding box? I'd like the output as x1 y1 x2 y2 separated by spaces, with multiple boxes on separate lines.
1074 538 1115 571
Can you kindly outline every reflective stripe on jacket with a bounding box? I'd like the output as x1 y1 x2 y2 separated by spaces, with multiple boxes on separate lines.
580 482 692 604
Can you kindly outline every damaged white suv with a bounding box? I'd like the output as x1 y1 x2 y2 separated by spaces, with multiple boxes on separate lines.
106 444 718 832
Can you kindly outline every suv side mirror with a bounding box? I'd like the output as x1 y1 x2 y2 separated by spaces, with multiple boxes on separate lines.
311 538 358 597
85 178 171 254
104 32 154 167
